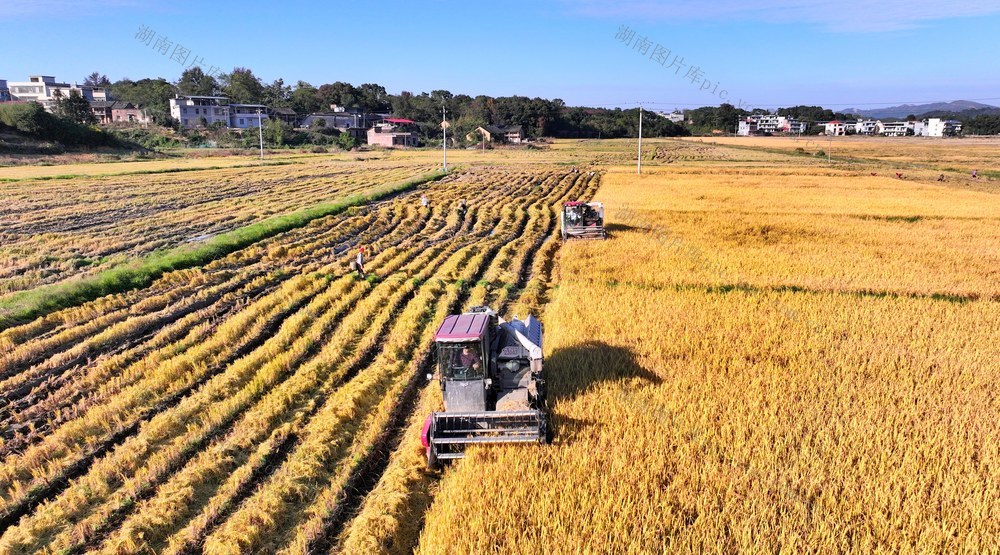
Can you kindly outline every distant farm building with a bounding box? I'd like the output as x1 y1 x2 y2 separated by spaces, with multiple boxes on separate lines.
367 118 419 147
7 75 108 112
926 118 962 137
823 121 848 136
90 100 149 124
737 114 806 135
467 125 525 144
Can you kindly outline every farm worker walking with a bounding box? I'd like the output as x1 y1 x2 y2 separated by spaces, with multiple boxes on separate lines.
421 194 429 207
457 199 467 218
972 169 978 179
355 247 366 279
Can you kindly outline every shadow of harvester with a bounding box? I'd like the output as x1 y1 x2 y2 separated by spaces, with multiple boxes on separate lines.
602 222 645 234
544 341 662 440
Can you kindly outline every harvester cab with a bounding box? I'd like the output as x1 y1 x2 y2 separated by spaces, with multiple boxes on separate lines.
560 201 606 240
422 306 550 468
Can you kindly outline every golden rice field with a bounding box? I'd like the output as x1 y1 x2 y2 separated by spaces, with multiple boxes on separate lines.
0 139 996 554
0 159 434 297
414 142 999 554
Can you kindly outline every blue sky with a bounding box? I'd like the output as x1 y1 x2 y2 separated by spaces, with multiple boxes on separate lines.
2 0 999 110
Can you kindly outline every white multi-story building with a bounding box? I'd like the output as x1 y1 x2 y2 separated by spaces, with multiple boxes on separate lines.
229 104 269 128
657 110 685 123
755 114 785 134
854 120 880 135
0 79 10 102
7 75 107 111
786 119 808 134
736 114 806 135
736 117 758 136
880 121 913 136
170 96 232 128
823 121 848 136
926 118 962 137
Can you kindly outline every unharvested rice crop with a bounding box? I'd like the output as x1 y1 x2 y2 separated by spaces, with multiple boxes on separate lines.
0 139 995 554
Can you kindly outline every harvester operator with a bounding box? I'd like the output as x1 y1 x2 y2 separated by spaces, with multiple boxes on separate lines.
458 345 482 370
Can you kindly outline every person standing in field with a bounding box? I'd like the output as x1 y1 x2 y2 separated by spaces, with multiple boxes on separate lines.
355 247 366 279
972 169 978 179
421 194 429 207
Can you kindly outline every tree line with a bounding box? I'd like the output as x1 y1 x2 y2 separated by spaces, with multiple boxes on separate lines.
93 67 688 142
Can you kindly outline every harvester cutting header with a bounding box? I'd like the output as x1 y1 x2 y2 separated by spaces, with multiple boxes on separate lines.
421 306 551 467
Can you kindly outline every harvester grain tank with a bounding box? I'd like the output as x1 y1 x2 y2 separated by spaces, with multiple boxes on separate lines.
421 306 550 467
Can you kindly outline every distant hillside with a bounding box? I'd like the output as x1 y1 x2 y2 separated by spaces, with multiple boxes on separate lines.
841 100 998 120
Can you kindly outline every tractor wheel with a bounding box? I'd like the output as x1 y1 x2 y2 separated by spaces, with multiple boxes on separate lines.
426 446 439 470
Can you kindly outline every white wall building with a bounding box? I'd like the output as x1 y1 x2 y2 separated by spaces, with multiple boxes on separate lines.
736 117 757 136
926 118 962 137
736 114 806 135
880 121 913 136
229 104 269 128
170 96 231 128
656 110 685 123
854 120 880 135
823 121 848 136
7 75 107 111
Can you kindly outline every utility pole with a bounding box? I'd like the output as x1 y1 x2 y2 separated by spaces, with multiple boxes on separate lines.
257 109 264 161
637 104 643 175
442 105 448 173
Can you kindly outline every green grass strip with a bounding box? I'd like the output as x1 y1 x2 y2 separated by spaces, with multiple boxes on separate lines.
0 169 448 330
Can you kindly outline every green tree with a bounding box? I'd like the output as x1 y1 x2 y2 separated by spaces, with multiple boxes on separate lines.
54 89 97 125
263 118 290 146
290 81 322 114
220 67 264 104
177 67 219 96
356 83 390 112
83 72 111 87
262 78 291 108
317 81 358 110
335 131 357 150
108 78 177 123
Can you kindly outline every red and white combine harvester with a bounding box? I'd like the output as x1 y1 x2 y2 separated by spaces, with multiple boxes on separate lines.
421 306 551 468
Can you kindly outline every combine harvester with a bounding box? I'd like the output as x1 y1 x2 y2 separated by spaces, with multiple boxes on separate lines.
421 306 551 467
560 201 606 240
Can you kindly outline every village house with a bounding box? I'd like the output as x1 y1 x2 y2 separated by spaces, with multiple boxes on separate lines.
90 100 149 124
736 114 807 135
367 118 419 147
926 117 962 137
229 103 270 129
169 95 231 128
880 121 913 136
854 120 880 135
466 125 525 144
6 75 107 112
823 120 849 136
